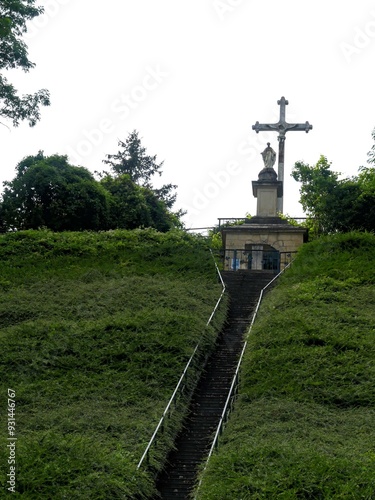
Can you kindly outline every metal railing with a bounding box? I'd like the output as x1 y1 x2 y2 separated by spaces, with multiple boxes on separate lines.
223 249 296 272
218 217 308 228
196 260 294 495
185 227 215 235
137 250 226 470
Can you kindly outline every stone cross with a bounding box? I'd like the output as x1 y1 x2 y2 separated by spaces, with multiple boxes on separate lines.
252 96 312 213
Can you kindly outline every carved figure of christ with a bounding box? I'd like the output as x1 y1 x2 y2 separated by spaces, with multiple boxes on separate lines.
252 96 312 213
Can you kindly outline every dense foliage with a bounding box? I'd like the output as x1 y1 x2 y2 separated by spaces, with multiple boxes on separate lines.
103 130 165 187
101 130 178 214
197 232 375 499
100 174 178 232
0 229 227 498
1 152 110 231
0 0 50 127
292 131 375 235
0 133 184 231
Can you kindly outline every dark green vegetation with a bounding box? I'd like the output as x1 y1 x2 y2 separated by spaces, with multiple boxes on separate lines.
292 147 375 236
0 229 227 498
197 232 375 499
1 153 110 232
0 0 50 127
0 132 182 232
100 130 183 231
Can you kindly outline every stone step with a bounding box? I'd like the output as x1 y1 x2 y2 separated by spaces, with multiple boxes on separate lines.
154 270 275 499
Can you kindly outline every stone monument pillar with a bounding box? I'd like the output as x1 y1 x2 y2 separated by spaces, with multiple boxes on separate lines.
252 143 282 217
221 142 307 272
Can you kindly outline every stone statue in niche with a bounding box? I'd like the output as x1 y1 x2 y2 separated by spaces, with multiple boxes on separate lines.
261 142 276 169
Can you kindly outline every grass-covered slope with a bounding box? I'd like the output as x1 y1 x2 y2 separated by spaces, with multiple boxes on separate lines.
0 229 227 499
197 232 375 499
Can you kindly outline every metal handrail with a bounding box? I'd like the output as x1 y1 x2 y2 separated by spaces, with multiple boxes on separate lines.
218 217 309 228
201 260 293 474
137 250 226 470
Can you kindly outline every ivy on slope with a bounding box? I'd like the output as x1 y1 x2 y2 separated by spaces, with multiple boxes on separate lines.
197 232 375 500
0 229 227 499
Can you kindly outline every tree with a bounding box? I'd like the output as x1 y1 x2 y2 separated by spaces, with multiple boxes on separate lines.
100 174 178 232
292 156 338 215
368 128 375 166
102 130 179 207
103 130 164 186
1 139 183 233
353 165 375 231
0 0 50 127
101 130 184 230
292 156 340 234
292 153 375 235
1 153 110 231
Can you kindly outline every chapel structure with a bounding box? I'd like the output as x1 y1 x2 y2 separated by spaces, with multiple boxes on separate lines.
221 143 307 271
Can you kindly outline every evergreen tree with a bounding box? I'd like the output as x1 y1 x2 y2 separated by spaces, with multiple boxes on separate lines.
101 131 184 230
103 130 163 186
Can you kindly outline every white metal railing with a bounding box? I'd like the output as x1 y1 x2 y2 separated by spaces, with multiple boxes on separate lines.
217 217 309 228
137 250 226 470
195 261 293 496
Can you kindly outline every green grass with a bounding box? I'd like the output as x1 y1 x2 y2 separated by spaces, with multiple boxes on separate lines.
0 229 227 498
197 232 375 499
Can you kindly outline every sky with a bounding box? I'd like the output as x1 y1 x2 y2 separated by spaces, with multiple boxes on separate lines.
1 0 375 230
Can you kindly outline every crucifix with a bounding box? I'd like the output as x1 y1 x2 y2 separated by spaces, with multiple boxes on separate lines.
252 96 312 213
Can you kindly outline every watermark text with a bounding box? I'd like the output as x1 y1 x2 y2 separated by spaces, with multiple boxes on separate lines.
212 0 245 20
7 389 16 493
25 0 72 39
65 65 168 164
340 10 375 63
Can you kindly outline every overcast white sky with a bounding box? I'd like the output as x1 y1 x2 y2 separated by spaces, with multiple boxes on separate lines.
2 0 375 228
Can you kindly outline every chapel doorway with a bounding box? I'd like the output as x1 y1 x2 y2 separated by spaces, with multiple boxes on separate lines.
245 244 280 271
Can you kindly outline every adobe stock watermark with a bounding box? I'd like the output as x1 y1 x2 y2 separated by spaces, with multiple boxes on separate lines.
25 0 71 39
212 0 244 20
340 10 375 63
65 65 168 165
182 130 274 219
182 103 304 223
7 389 17 494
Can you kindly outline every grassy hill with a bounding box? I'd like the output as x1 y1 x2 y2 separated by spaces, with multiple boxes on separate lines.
0 229 227 499
197 232 375 499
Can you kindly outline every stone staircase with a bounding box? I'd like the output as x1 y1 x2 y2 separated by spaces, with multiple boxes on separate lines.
154 270 276 499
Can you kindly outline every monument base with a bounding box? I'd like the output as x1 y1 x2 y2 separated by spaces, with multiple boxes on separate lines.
221 219 307 272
